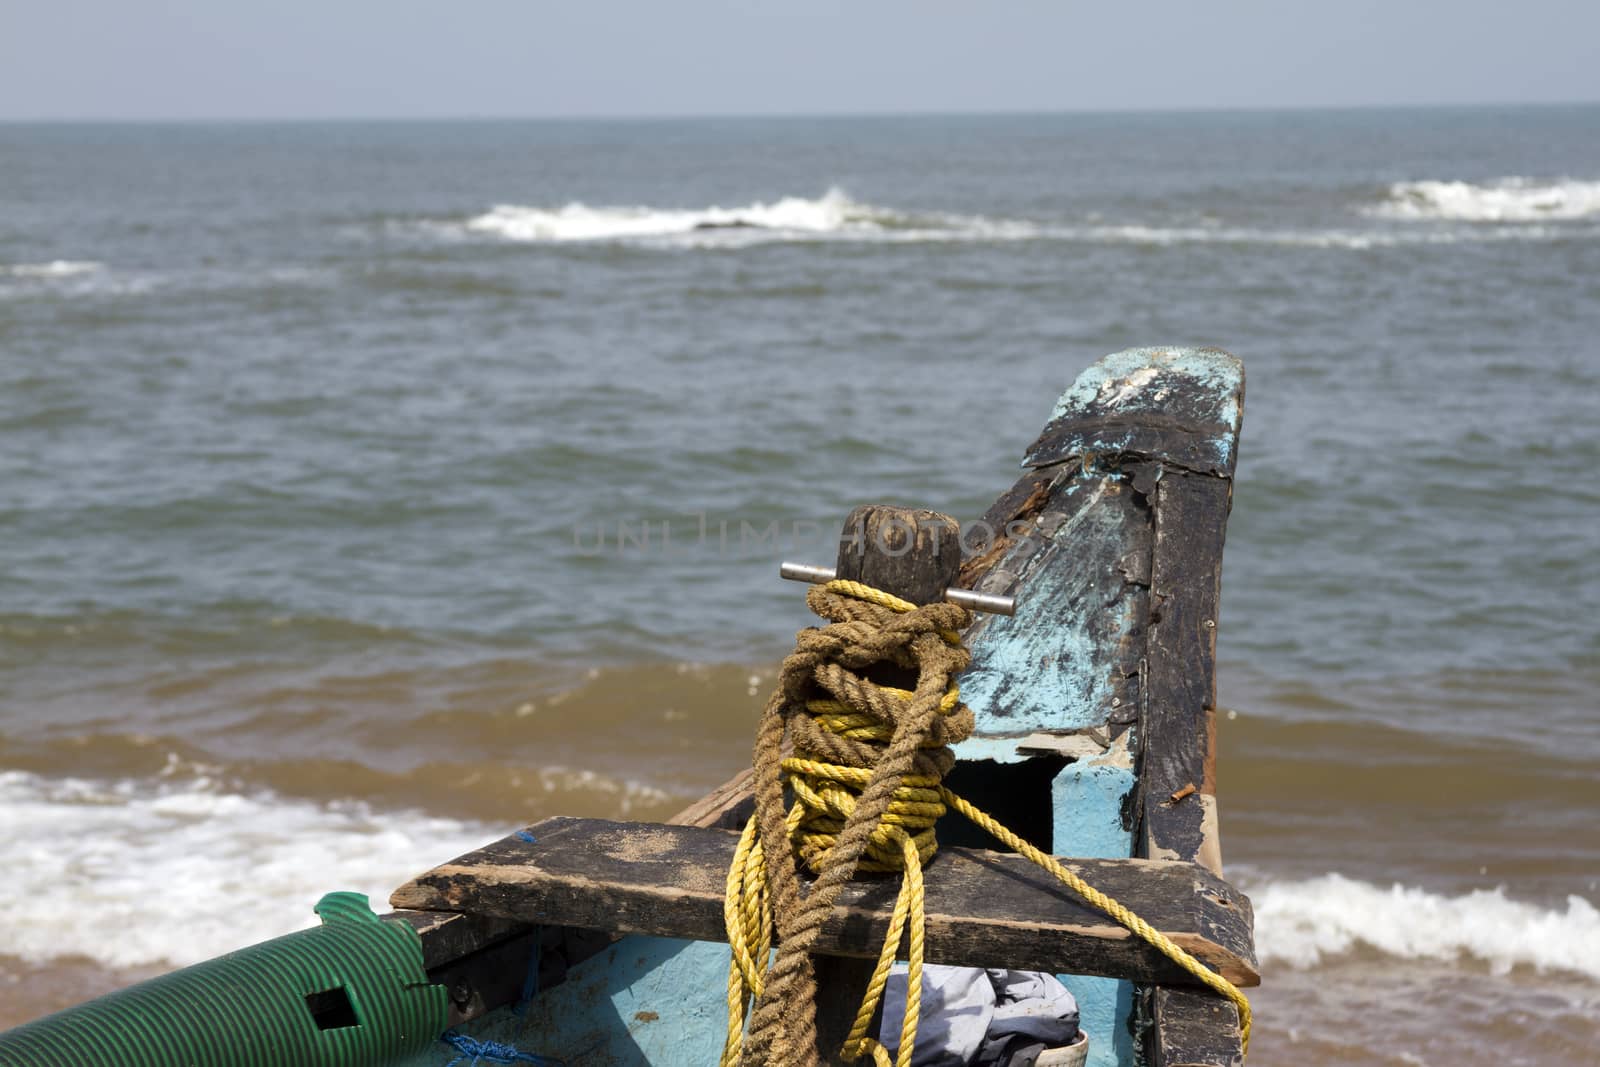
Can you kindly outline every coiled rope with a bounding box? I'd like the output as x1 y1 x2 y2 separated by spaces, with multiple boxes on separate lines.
720 579 1250 1067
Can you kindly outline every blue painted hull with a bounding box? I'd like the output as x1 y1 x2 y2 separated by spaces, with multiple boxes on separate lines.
393 347 1251 1067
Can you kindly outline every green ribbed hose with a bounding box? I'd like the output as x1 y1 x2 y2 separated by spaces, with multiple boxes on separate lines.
0 893 449 1067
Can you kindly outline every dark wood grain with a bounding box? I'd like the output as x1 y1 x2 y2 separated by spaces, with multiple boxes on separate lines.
1139 470 1232 870
1024 412 1237 477
392 817 1259 989
1149 988 1244 1067
1129 361 1247 1067
834 505 963 605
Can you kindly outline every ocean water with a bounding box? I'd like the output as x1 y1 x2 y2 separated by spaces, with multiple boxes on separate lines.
2 108 1598 1063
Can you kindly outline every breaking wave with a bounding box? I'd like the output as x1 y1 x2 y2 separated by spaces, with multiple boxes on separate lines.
444 188 1600 251
467 187 875 241
1251 872 1600 981
0 769 492 968
5 753 1598 984
1369 177 1600 222
452 188 1035 247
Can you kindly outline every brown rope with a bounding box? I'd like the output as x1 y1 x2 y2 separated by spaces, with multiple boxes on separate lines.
739 584 973 1066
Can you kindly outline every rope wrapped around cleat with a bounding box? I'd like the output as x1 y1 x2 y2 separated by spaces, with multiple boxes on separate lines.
720 579 1251 1067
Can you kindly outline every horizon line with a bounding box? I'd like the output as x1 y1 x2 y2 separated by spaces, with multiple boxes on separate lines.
2 98 1597 125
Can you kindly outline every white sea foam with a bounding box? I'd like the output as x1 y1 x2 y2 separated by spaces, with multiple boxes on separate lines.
1250 872 1600 981
466 187 869 242
1369 177 1600 222
0 769 492 969
1054 222 1596 249
454 188 1038 248
5 769 1598 986
3 260 104 278
443 189 1596 252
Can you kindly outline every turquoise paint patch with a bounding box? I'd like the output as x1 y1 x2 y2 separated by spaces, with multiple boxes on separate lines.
950 734 1032 764
1062 980 1134 1067
1053 761 1137 1067
1052 763 1135 861
1047 348 1242 425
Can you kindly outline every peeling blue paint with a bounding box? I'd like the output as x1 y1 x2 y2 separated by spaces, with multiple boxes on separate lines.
1035 347 1243 472
959 492 1137 738
1047 348 1242 426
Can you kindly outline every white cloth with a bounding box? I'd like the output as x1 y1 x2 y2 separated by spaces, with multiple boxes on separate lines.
878 965 1080 1067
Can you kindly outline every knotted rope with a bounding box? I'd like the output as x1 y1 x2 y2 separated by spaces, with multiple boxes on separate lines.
723 579 971 1067
721 579 1251 1067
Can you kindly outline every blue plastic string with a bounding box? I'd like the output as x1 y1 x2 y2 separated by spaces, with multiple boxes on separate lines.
440 1028 562 1066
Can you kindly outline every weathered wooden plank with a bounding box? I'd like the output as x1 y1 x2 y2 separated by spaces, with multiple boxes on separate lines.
1148 988 1243 1067
390 910 523 972
1141 471 1242 1066
1139 470 1231 872
1125 351 1247 1067
392 817 1259 990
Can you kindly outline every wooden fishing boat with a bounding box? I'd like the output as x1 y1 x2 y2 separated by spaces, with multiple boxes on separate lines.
0 345 1255 1067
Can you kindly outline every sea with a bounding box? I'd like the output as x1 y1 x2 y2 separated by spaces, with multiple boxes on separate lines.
1 107 1597 1065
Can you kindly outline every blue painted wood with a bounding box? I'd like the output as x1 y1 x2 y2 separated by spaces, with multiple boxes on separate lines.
1052 753 1138 1067
392 936 731 1067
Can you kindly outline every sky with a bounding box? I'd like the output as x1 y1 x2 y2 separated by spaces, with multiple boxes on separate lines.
1 1 1596 121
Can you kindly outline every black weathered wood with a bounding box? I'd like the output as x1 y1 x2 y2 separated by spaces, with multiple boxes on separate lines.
1024 413 1236 477
391 817 1260 989
1149 988 1243 1067
834 504 963 605
669 767 755 831
1140 470 1244 1067
1128 358 1246 1067
1139 470 1231 870
391 909 522 971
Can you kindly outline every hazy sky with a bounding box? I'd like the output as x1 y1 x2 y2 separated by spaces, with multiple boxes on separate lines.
2 1 1596 121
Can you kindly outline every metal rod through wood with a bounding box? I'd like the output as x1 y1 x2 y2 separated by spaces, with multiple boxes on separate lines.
779 561 1016 616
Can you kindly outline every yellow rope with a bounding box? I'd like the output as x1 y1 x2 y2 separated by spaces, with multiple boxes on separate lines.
941 791 1252 1051
721 579 1251 1065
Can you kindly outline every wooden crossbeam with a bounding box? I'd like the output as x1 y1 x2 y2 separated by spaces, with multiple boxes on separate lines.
391 816 1259 990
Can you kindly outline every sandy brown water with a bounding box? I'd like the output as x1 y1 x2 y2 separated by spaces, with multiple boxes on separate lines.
3 659 1597 1064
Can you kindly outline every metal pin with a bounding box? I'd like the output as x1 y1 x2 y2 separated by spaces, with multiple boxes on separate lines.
779 562 1016 616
